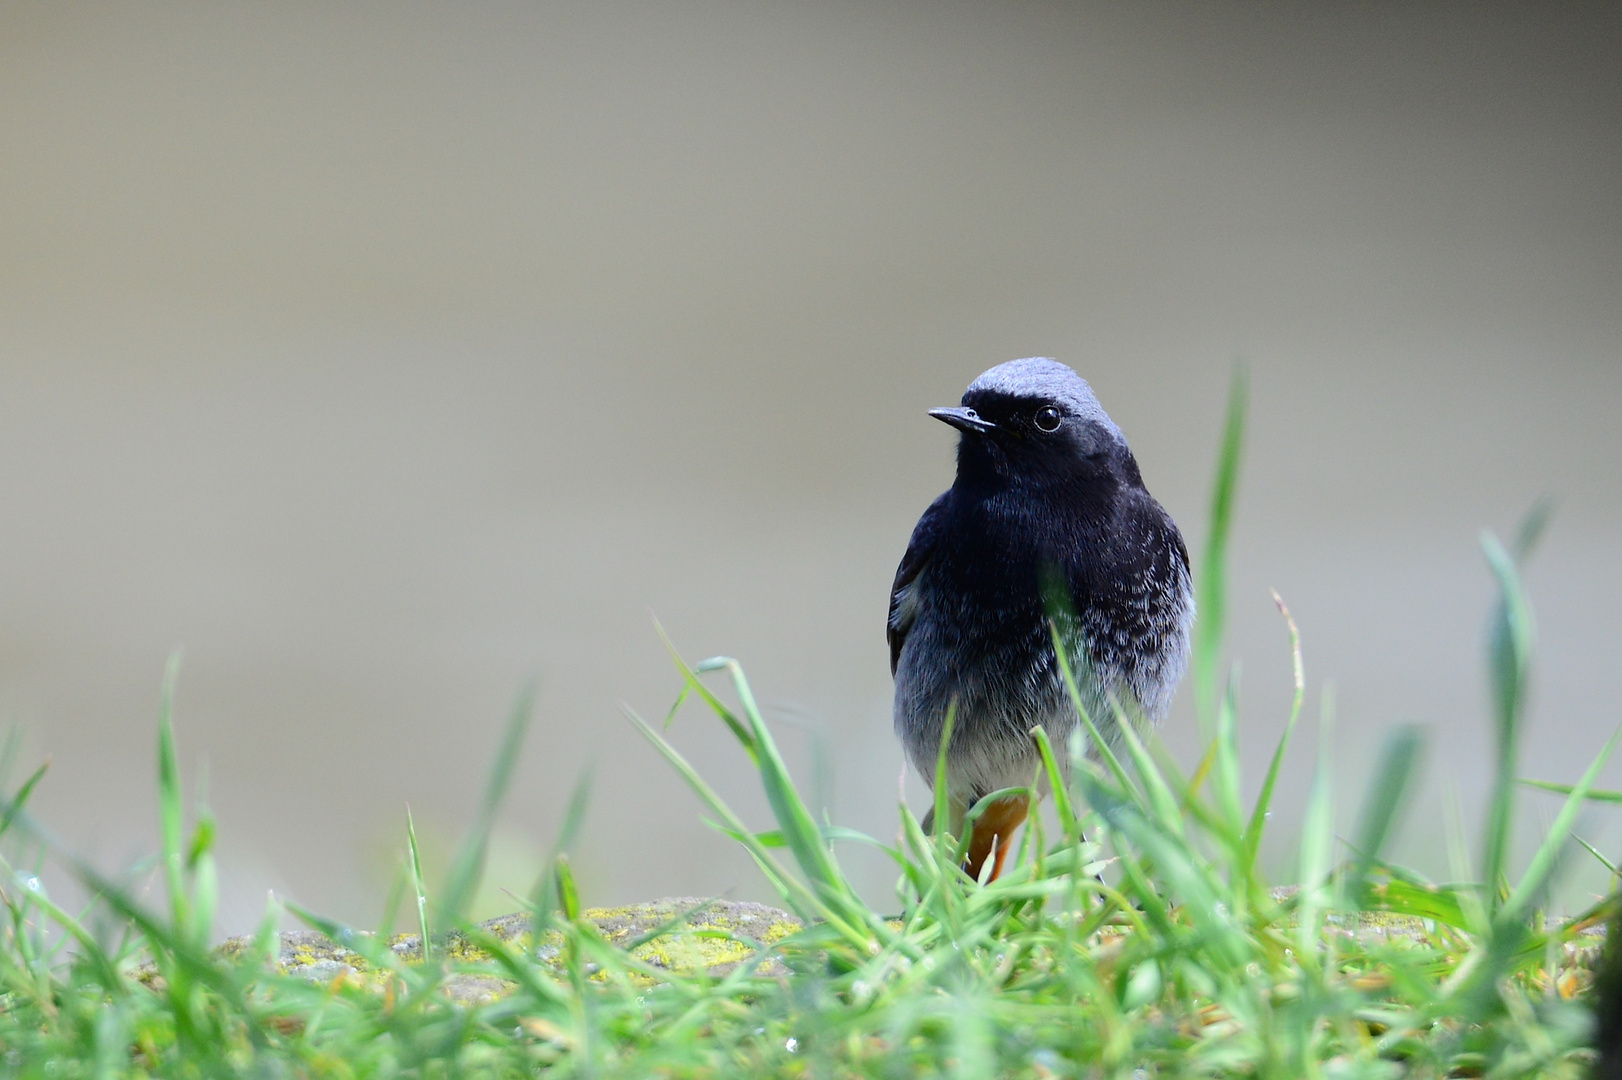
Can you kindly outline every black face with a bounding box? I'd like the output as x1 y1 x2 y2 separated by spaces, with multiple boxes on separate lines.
960 390 1079 443
948 388 1126 489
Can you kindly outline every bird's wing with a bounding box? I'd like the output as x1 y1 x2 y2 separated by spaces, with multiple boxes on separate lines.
1060 490 1191 632
1145 494 1192 585
888 492 952 675
1167 514 1192 579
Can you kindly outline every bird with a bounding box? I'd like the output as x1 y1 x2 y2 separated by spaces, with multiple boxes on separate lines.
888 358 1194 883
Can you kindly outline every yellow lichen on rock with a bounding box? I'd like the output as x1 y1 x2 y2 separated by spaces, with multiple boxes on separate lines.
211 898 804 1003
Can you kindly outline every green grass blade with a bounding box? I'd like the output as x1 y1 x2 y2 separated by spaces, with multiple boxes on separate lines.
528 767 593 939
664 643 875 934
657 628 759 763
748 825 889 851
252 890 282 969
1511 496 1554 561
0 727 21 796
1193 364 1248 738
53 839 259 1033
933 699 958 848
1076 768 1244 967
1499 724 1621 923
1105 696 1184 839
377 865 406 939
442 679 536 924
708 656 877 929
0 760 49 843
1519 779 1622 803
1443 776 1489 935
617 898 732 955
1243 591 1304 869
461 925 571 1008
1347 724 1425 902
1048 620 1135 795
1041 568 1143 808
1366 874 1474 928
156 651 186 932
283 901 401 976
1213 663 1244 831
187 805 217 950
899 800 954 903
955 785 1035 873
622 703 865 944
1481 529 1535 911
406 805 431 960
1575 833 1618 876
1297 685 1335 960
0 852 124 993
553 853 581 921
1029 726 1078 844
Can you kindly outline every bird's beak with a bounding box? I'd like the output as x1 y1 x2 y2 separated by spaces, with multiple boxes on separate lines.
929 406 997 434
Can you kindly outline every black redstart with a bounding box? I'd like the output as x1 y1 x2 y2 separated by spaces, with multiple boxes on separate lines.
888 358 1194 881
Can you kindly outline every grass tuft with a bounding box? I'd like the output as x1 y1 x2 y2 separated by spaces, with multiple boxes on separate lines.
0 377 1608 1075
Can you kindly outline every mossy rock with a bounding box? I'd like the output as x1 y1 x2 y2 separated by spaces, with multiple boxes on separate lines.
211 898 803 1005
194 890 1604 1008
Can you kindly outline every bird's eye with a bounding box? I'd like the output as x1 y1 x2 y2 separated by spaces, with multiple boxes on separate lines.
1033 406 1063 433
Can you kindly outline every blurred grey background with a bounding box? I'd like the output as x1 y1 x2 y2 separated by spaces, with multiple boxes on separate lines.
1 2 1619 933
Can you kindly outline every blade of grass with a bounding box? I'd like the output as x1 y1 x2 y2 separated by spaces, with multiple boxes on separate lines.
1193 363 1247 738
622 703 863 944
252 890 282 970
1104 695 1185 840
1481 528 1536 912
0 853 124 993
617 897 729 955
1297 685 1335 962
1498 724 1621 923
1519 779 1622 804
1041 568 1142 810
1049 620 1135 796
1346 724 1425 903
1212 664 1244 833
552 854 580 921
156 651 186 932
0 759 49 843
528 767 593 940
1366 874 1474 929
954 785 1035 872
461 925 571 1008
934 700 958 850
1029 726 1078 845
1076 768 1243 966
1574 834 1618 877
441 679 536 925
0 727 20 794
1243 591 1304 871
748 825 889 851
407 806 430 961
1511 497 1554 561
186 800 217 950
654 626 758 763
283 901 403 979
897 800 949 905
688 654 881 937
70 850 261 1040
377 865 406 940
0 753 274 1047
1441 776 1489 937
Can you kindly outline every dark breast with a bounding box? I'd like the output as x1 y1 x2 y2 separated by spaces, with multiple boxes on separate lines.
893 480 1192 762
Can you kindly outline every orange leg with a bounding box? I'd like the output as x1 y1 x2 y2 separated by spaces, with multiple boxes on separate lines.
963 794 1031 883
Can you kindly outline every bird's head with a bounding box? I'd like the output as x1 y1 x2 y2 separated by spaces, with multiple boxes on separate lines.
931 358 1139 489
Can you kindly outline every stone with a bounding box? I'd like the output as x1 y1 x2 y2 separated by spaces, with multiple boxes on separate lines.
207 898 805 1003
